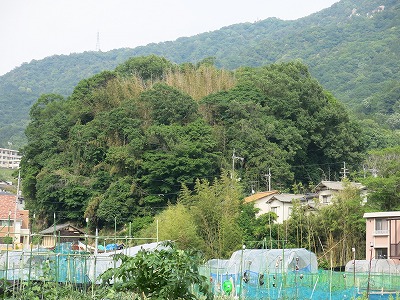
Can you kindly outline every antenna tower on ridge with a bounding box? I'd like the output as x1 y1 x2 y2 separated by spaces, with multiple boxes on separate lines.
96 32 101 52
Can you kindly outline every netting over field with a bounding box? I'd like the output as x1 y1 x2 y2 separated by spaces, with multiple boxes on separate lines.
0 241 165 284
1 244 400 299
200 248 400 299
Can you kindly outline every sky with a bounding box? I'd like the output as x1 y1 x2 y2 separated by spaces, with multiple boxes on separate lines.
0 0 339 76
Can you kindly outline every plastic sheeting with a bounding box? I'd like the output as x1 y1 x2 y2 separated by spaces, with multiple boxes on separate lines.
205 248 318 275
88 241 168 283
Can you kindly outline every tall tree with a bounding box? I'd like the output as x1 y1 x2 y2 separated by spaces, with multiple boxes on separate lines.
179 175 243 259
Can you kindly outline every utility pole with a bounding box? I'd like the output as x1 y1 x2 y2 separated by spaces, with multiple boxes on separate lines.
13 170 20 250
231 149 244 179
363 164 378 178
340 162 349 179
264 168 271 191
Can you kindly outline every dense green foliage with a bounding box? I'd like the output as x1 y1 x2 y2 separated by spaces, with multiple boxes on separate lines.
19 57 367 231
360 146 400 211
1 0 400 147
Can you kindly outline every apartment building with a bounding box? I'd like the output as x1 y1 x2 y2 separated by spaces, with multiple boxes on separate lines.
364 211 400 260
0 147 21 169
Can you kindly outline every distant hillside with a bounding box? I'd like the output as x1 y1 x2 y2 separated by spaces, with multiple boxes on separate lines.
0 0 399 148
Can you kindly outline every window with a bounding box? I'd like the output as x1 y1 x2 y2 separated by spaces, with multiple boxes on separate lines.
322 195 329 204
271 207 278 214
375 218 388 235
0 220 14 227
375 248 388 259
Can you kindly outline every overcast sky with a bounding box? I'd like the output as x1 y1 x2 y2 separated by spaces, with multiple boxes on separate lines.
0 0 339 76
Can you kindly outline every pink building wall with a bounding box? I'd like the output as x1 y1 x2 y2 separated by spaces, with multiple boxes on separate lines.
364 212 400 260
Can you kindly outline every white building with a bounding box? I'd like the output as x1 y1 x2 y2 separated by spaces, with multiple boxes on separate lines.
314 180 367 205
244 191 310 224
0 148 21 169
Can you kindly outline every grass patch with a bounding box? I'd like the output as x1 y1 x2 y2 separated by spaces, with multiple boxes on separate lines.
0 168 18 193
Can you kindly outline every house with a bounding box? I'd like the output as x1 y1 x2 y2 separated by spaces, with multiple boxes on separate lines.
314 180 367 206
266 193 309 224
364 211 400 260
39 223 86 248
244 191 308 224
244 190 279 215
0 191 30 249
0 147 21 169
244 180 367 224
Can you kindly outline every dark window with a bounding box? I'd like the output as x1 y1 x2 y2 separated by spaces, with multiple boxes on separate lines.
375 248 388 259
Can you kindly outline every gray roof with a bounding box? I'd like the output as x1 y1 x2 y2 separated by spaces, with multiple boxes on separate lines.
268 193 305 203
39 223 84 235
0 191 14 195
364 211 400 219
315 181 366 191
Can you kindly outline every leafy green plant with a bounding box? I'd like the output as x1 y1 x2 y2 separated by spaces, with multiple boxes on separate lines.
100 241 212 300
10 281 99 300
2 236 13 245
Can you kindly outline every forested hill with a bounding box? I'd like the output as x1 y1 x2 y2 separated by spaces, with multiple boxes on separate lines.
1 0 399 147
20 58 367 228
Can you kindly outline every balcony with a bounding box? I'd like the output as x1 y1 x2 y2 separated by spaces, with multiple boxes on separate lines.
374 229 389 235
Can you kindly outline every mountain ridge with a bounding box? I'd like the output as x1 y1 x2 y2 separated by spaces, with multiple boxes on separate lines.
0 0 399 147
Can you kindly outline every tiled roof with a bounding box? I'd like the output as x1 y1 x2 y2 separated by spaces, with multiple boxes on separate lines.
244 191 278 203
0 193 25 220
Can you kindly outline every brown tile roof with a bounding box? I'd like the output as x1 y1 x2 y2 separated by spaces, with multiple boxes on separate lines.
244 191 278 203
0 192 25 220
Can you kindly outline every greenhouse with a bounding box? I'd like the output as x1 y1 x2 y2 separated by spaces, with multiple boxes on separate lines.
205 248 318 276
345 259 400 275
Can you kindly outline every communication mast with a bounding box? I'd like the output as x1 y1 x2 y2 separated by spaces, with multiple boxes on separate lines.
96 32 101 52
